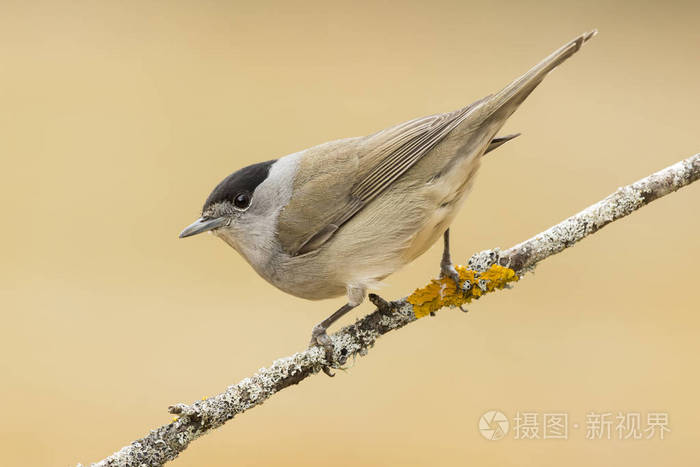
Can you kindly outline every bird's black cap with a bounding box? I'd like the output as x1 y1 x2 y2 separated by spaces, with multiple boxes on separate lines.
203 159 276 211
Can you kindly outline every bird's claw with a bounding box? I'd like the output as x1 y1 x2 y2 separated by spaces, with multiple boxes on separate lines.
440 264 463 290
442 264 472 310
309 324 336 376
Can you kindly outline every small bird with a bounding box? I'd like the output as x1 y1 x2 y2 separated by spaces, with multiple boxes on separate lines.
180 31 597 359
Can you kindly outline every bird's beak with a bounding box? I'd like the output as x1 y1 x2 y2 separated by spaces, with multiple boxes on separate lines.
179 217 228 238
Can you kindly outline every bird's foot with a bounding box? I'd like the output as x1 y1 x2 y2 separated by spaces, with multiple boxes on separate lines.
440 263 462 289
309 324 336 377
441 263 472 312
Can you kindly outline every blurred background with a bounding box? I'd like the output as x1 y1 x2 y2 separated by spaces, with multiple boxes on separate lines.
1 0 698 465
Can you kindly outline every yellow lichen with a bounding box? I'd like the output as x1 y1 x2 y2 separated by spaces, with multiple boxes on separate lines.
407 264 518 319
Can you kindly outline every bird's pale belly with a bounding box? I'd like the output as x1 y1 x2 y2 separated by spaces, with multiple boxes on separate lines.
272 191 470 302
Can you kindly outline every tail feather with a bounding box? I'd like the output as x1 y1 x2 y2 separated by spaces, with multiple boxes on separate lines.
473 30 597 124
484 133 521 155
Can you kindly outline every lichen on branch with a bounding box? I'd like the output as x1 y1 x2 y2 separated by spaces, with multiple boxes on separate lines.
408 264 518 318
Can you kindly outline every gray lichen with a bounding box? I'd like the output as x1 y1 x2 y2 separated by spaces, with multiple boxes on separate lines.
468 248 502 272
88 297 420 466
500 155 699 272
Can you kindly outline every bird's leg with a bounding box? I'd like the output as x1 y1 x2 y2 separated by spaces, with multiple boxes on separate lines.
309 286 365 375
309 304 354 376
309 303 355 357
440 229 469 312
440 228 462 286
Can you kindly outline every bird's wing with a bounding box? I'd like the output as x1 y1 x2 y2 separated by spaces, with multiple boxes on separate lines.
277 101 487 256
277 30 597 256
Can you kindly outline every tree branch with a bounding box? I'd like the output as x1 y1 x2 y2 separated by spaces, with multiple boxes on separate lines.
85 154 699 467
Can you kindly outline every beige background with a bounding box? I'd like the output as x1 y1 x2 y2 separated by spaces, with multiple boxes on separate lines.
1 0 698 465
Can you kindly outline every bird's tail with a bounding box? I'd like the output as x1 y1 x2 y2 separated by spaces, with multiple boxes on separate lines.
472 30 597 125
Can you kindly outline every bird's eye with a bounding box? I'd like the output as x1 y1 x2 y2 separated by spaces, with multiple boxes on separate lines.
234 193 251 209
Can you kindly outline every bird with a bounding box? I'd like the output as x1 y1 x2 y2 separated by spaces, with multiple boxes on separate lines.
180 30 597 362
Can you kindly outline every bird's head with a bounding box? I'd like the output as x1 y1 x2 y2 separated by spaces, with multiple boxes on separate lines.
179 160 277 242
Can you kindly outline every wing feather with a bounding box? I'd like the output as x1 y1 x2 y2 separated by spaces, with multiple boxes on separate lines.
293 102 484 255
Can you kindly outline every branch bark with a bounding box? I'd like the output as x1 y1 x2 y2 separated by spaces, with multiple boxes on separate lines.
85 154 699 467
